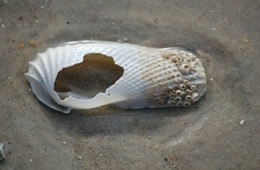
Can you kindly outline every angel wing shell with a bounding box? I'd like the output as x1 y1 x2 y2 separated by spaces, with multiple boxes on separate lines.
25 41 207 113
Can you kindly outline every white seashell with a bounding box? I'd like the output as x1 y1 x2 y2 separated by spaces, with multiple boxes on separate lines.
25 40 207 113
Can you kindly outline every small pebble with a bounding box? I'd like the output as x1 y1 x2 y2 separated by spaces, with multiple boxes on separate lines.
62 141 67 145
16 43 25 49
212 28 216 31
29 39 37 48
196 49 203 56
242 38 249 43
29 159 32 162
210 78 213 81
1 24 5 28
116 37 128 43
40 6 44 9
78 156 82 159
240 119 245 125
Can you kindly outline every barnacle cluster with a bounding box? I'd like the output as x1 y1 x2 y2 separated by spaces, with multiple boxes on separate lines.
161 50 196 74
155 79 199 107
154 50 201 107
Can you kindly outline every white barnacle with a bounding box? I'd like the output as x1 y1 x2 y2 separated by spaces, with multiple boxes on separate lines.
185 95 192 101
179 84 186 90
192 93 199 102
179 64 192 74
168 90 176 98
186 89 192 95
183 79 190 86
176 90 183 96
171 55 183 63
190 85 197 91
177 101 184 106
183 102 191 107
175 96 182 102
167 99 176 106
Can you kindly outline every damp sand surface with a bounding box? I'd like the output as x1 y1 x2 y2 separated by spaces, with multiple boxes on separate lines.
0 0 259 169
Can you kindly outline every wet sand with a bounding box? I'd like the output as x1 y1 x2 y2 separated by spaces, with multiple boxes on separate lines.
0 0 259 169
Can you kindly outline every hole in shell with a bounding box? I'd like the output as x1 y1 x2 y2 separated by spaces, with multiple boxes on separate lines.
54 53 124 99
186 95 192 101
176 96 182 101
177 57 182 61
180 84 186 90
184 65 190 69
